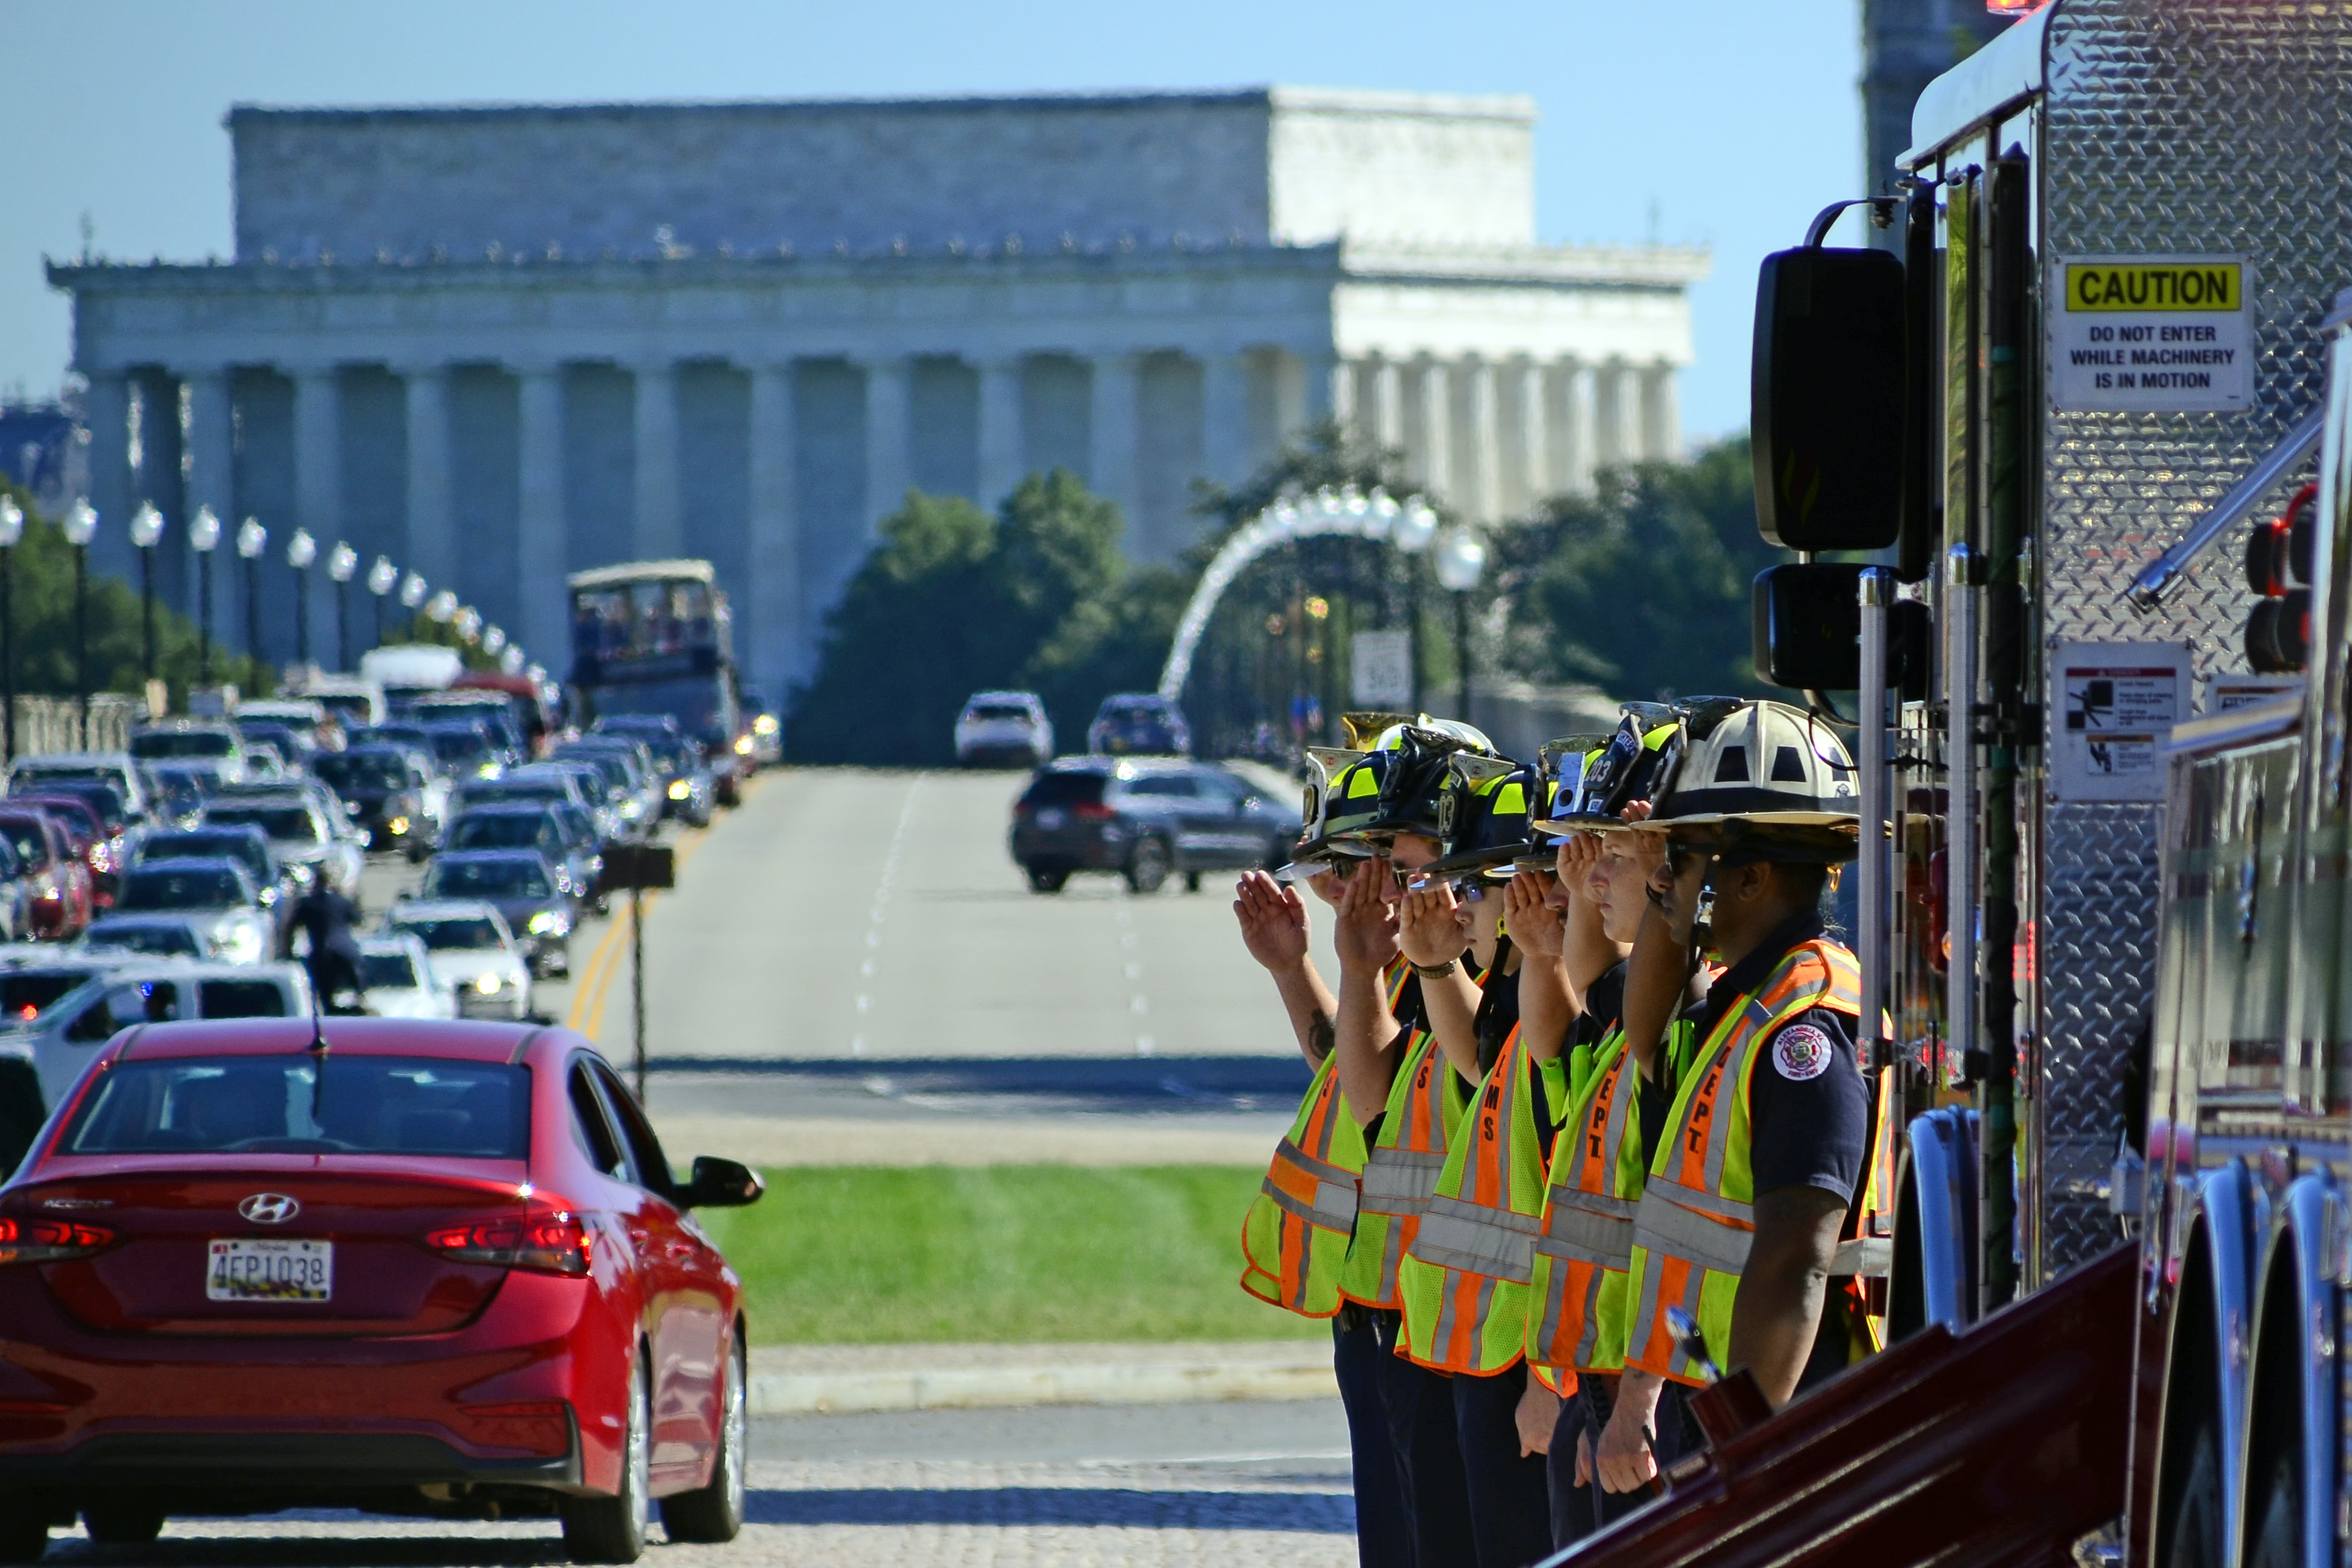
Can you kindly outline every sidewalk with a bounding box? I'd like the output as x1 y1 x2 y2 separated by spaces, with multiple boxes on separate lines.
749 1341 1335 1416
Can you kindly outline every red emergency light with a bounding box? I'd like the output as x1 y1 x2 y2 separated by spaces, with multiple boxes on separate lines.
1986 0 2047 13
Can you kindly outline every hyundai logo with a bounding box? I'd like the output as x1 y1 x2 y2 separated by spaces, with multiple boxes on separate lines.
237 1193 300 1225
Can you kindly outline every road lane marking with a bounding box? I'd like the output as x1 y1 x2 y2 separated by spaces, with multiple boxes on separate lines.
852 777 923 1052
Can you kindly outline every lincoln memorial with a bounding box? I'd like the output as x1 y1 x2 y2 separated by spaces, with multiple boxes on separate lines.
50 87 1706 701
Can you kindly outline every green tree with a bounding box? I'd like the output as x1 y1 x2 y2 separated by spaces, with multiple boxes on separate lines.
1492 437 1777 703
0 484 270 707
787 470 1137 765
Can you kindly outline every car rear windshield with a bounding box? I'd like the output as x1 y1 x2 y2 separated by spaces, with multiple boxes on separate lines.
358 952 419 989
448 814 547 852
119 867 245 910
62 1056 530 1159
144 833 263 873
315 753 409 792
131 731 236 760
396 917 504 952
426 860 551 899
205 805 318 842
968 704 1031 722
84 923 200 957
1021 773 1107 809
428 730 490 764
199 980 290 1019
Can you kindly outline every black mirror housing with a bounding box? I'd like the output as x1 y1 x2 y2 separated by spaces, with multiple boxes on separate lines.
684 1154 764 1209
1752 247 1905 551
1753 563 1931 697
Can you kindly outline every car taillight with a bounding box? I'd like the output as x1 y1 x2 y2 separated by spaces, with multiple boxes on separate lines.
0 1217 113 1264
1073 802 1116 820
427 1211 591 1276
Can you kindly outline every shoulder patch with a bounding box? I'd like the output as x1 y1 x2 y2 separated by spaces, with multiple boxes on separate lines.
1771 1024 1833 1083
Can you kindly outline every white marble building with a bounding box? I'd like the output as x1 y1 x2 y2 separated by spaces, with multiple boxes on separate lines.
50 87 1705 699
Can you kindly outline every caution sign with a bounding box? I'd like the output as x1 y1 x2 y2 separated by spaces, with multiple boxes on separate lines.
2049 642 2192 803
2050 255 2253 413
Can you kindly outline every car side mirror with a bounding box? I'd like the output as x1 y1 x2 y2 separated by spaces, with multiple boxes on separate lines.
682 1154 763 1209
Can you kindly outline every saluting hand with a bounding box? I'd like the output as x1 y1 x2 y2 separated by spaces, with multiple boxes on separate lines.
1232 870 1311 974
1331 858 1400 975
1506 869 1566 957
1397 881 1472 968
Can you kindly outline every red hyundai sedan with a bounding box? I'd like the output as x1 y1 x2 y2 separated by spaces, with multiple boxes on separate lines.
0 1017 762 1563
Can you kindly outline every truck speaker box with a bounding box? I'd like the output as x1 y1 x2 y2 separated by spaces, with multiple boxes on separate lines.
1752 563 1928 697
1752 247 1905 552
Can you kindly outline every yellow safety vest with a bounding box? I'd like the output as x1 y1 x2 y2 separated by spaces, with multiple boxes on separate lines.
1396 1022 1558 1373
1622 940 1862 1384
1525 1026 1646 1374
1339 1027 1463 1309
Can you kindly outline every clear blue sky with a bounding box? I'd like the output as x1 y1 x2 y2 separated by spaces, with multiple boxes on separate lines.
0 1 1872 444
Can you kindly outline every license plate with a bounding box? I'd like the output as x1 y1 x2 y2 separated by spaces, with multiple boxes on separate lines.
207 1239 333 1304
1035 809 1066 829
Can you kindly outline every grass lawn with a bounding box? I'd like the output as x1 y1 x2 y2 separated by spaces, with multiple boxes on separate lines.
694 1164 1323 1344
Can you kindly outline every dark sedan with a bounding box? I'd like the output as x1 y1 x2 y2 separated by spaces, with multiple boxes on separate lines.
443 805 598 908
313 745 437 860
1009 757 1301 895
416 850 573 976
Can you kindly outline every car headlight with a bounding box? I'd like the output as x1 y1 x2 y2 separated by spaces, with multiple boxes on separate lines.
753 715 779 736
527 909 568 937
734 735 754 756
474 973 501 995
387 816 410 836
667 779 691 800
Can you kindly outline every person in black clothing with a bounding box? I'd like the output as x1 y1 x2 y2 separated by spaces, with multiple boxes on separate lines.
290 882 365 1013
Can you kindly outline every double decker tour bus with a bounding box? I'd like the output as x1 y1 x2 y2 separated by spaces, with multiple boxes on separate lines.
566 559 748 802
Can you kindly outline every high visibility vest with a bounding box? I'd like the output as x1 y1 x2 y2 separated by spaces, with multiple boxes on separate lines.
1339 1027 1464 1308
1396 1023 1558 1373
1239 958 1412 1317
1525 1027 1647 1374
1622 938 1862 1385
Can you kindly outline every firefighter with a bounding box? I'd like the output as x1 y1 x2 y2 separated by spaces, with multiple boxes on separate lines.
1598 698 1872 1496
1236 743 1407 1568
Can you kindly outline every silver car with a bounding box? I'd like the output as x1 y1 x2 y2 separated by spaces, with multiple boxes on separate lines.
382 899 533 1021
199 793 364 900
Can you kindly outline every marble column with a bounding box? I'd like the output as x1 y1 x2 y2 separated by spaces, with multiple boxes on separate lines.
515 364 567 671
1514 358 1549 512
1558 359 1596 496
1088 353 1142 531
82 370 131 532
1371 360 1404 456
1202 352 1251 487
1640 363 1681 461
746 363 799 697
1594 361 1634 470
1314 355 1347 435
180 367 236 641
1465 357 1501 524
400 365 455 587
632 361 681 559
292 367 341 663
976 355 1025 506
862 357 912 535
1414 359 1451 500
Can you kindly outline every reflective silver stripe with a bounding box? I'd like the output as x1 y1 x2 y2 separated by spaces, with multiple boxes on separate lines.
1701 976 1840 1194
1534 1200 1636 1265
1361 1147 1448 1212
1259 1170 1360 1235
1272 1137 1359 1190
1832 1237 1892 1278
1412 1194 1540 1284
1652 1181 1752 1224
1630 1186 1752 1275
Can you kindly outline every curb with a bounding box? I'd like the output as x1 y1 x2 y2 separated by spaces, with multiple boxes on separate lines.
748 1359 1337 1416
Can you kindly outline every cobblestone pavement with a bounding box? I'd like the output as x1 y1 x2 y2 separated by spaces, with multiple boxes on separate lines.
37 1407 1357 1567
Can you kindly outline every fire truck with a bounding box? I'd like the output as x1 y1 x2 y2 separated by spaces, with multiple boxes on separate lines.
1550 4 2352 1564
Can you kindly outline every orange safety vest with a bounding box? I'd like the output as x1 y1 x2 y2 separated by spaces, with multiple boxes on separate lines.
1623 938 1863 1385
1526 1029 1643 1374
1341 1025 1462 1309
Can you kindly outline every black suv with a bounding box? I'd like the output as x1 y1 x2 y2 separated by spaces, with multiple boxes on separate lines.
1008 757 1302 894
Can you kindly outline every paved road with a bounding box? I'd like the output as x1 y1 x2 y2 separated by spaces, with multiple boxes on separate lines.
35 1403 1353 1567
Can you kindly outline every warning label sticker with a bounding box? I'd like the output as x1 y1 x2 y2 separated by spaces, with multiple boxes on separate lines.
2050 256 2253 413
2050 642 2192 803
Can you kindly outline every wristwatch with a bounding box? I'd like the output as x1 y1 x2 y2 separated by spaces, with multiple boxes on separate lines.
1412 958 1459 978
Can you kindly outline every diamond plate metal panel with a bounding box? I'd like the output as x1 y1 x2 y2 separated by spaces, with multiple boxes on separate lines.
2035 0 2352 1276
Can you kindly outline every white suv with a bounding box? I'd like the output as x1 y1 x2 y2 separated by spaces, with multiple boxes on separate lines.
954 691 1054 768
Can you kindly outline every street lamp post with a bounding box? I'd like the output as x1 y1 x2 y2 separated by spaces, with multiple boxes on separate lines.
189 506 221 685
399 573 428 640
327 542 358 672
129 502 166 685
1433 528 1487 725
286 529 317 671
0 497 21 763
366 556 397 651
236 519 268 671
62 502 98 746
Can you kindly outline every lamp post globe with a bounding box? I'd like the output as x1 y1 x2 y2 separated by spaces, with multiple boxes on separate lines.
482 625 506 656
235 518 268 668
365 556 397 651
188 507 221 685
399 572 428 610
1432 527 1486 724
325 543 358 671
284 528 318 669
500 646 526 676
129 503 167 683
